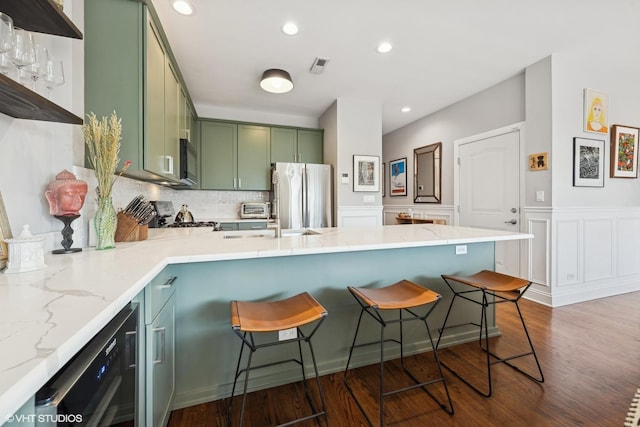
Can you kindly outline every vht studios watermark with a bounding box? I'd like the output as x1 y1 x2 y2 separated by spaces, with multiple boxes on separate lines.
5 413 83 423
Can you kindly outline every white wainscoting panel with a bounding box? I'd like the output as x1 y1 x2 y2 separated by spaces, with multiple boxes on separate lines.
617 216 640 276
583 218 614 282
527 218 550 286
338 205 383 227
555 219 580 287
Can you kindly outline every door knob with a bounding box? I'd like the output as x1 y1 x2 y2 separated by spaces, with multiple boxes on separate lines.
504 219 517 225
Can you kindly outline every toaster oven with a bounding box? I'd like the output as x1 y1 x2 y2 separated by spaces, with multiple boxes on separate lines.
240 202 270 219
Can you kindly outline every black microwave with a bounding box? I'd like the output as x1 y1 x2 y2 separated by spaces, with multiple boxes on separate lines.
179 138 197 186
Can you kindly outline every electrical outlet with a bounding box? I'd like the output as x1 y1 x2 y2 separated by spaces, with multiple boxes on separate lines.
455 245 467 255
278 327 298 341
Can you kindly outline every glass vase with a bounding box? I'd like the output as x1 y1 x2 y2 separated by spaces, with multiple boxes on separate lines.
94 196 117 250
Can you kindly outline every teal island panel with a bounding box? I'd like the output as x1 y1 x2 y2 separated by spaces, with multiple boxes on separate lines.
171 242 495 408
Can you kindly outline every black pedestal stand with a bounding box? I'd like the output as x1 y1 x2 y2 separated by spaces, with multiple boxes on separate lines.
52 214 82 254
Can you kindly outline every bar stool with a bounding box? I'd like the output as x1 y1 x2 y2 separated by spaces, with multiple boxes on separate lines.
229 292 328 427
343 280 454 426
436 270 544 397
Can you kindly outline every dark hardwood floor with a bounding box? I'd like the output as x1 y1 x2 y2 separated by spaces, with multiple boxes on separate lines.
169 291 640 426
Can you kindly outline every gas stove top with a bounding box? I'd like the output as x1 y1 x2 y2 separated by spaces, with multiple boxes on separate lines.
166 221 220 230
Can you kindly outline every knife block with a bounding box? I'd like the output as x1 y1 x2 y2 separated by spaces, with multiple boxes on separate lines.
115 212 148 242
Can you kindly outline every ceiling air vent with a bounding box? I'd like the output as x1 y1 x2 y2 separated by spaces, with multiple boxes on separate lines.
309 57 329 74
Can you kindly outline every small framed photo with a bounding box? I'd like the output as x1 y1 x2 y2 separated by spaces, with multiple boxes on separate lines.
0 191 13 268
353 155 380 192
584 88 609 134
573 137 604 187
610 124 639 178
389 157 407 196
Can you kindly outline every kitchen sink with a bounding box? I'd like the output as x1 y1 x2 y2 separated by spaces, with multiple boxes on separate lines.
222 229 320 239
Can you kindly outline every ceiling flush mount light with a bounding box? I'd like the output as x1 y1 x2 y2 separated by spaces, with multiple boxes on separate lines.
377 41 393 53
172 0 194 15
260 69 294 93
401 106 411 113
282 22 299 36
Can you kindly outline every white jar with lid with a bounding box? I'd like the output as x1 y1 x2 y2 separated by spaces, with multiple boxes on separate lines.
3 225 47 274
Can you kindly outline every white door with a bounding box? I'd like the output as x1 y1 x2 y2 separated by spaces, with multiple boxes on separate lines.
456 126 522 276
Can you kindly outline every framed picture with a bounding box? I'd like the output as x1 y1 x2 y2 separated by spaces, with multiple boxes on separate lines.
382 162 386 197
610 124 639 178
353 155 380 192
573 137 604 187
0 191 13 267
389 157 407 196
584 88 609 134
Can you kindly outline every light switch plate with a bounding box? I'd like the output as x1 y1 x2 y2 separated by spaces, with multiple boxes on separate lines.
536 191 544 202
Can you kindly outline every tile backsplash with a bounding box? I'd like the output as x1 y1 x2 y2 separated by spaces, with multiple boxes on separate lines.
67 167 268 249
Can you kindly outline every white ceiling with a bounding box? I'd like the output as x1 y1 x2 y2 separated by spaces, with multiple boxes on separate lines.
151 0 640 135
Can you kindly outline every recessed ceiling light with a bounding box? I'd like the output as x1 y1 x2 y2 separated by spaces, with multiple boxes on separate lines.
401 106 411 113
377 42 393 53
282 22 299 36
172 0 194 15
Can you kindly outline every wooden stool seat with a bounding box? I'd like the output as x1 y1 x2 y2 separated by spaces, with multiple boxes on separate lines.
231 292 327 332
344 280 454 426
348 279 440 310
436 270 544 398
442 270 530 293
228 292 328 426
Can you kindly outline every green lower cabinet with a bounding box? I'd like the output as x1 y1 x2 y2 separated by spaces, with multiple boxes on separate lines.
145 274 176 427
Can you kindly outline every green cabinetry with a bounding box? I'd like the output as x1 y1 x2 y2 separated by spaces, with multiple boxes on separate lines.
200 121 271 190
271 128 323 164
85 0 192 183
144 270 177 427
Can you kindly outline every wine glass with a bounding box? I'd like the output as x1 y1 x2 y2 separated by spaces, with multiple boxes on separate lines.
10 28 36 74
21 44 48 90
43 57 64 98
0 53 12 75
0 13 14 54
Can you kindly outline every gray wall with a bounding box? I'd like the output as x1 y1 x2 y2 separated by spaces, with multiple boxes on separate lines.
383 73 525 207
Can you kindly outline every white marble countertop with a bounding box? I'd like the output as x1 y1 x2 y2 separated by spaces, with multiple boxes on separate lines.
0 224 531 421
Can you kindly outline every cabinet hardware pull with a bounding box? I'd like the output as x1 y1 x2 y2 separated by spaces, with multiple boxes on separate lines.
158 276 177 289
153 327 166 364
125 330 137 368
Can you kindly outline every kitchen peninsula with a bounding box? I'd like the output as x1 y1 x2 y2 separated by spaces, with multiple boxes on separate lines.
0 224 532 424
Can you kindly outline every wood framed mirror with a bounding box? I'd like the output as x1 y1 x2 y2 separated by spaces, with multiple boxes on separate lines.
413 142 442 203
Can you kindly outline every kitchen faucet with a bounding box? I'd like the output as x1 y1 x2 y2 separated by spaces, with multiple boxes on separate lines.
272 169 281 238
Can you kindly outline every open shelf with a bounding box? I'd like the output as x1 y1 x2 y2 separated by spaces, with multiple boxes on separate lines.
1 0 83 39
0 74 82 124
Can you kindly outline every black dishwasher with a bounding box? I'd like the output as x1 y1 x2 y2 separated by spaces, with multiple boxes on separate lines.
35 303 139 426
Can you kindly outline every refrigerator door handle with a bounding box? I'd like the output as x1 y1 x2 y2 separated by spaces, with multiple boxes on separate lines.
303 166 308 227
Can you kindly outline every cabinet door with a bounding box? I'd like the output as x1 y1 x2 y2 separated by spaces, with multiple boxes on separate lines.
200 121 237 190
297 129 323 164
164 62 180 180
237 124 270 190
145 17 166 177
146 294 176 427
238 221 267 230
270 127 297 163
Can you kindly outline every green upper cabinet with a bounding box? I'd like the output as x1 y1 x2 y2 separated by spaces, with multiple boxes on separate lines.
145 16 167 179
200 121 271 191
271 127 323 164
85 0 193 183
297 129 324 164
164 61 180 181
270 127 297 163
237 124 270 190
200 121 237 190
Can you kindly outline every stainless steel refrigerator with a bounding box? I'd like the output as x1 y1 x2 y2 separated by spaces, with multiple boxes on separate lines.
271 162 333 229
